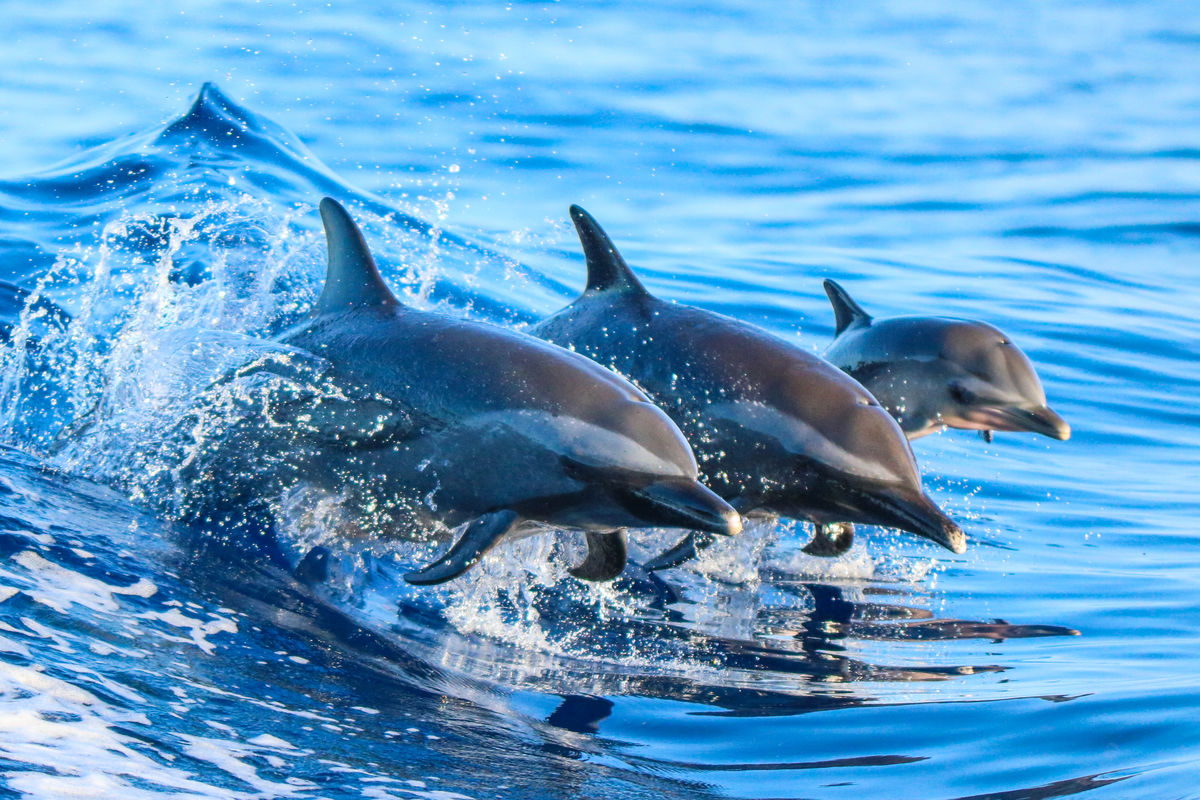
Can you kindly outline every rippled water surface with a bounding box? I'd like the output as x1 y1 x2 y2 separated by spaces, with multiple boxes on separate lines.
1 3 1198 798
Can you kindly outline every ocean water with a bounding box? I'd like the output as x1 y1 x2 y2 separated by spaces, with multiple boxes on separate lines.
0 3 1198 798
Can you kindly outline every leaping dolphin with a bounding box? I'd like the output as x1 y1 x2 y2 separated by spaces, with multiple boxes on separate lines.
822 280 1070 442
181 198 740 585
531 206 965 568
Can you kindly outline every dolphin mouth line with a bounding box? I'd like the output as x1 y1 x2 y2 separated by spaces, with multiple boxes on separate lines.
854 489 967 554
624 478 742 537
965 404 1070 441
662 500 742 537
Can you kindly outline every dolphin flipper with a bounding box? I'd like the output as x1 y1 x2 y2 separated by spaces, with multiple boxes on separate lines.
643 531 716 571
405 509 520 585
568 530 628 581
801 522 855 557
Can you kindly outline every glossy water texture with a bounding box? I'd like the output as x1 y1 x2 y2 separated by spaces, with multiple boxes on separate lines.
0 3 1198 798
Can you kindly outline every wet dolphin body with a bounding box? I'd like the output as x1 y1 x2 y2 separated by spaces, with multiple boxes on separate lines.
185 198 739 585
822 280 1070 442
531 206 965 567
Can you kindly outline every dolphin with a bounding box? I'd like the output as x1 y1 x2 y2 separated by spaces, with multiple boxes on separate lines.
531 206 965 568
822 280 1070 442
182 198 739 585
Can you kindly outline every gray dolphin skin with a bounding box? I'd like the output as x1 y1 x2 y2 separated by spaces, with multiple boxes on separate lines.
531 206 966 568
186 197 739 585
822 280 1070 442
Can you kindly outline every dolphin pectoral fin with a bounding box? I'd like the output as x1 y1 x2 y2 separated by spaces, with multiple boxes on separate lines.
980 430 994 443
643 532 717 571
404 510 520 585
568 530 628 582
801 522 855 557
823 279 873 336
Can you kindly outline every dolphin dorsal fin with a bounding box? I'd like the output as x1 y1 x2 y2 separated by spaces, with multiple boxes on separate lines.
315 197 399 315
823 279 873 336
569 205 650 296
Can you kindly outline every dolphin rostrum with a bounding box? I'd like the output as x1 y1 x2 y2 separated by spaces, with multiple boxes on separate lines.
531 206 965 568
822 280 1070 442
181 198 740 585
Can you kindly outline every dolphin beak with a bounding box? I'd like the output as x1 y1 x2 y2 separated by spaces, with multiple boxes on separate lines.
1018 405 1071 441
622 478 742 537
966 404 1070 441
864 489 967 554
979 402 1075 441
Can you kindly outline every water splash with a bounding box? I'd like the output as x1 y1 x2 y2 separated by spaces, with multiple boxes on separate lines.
0 87 1080 740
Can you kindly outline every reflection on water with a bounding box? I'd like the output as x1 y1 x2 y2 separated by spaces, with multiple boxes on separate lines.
254 518 1080 724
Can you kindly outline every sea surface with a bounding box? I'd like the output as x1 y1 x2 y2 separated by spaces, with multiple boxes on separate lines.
0 3 1198 798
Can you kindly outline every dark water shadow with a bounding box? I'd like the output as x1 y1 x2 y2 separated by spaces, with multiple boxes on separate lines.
946 771 1131 800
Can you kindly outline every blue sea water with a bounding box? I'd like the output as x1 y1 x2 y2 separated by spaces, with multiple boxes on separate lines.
0 2 1198 798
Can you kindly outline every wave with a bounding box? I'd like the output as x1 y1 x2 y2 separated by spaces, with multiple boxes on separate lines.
0 85 1085 796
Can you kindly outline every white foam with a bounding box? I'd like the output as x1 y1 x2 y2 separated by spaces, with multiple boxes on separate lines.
139 607 238 655
362 788 475 800
246 733 295 750
180 733 315 796
0 634 31 658
768 541 880 581
0 661 248 800
12 551 157 615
